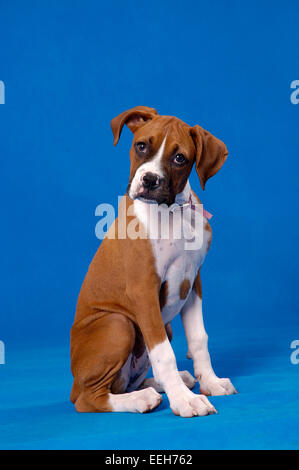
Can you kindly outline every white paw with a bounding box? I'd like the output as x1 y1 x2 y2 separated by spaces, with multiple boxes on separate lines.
171 389 217 417
179 370 196 390
134 387 162 413
140 371 196 393
199 376 237 396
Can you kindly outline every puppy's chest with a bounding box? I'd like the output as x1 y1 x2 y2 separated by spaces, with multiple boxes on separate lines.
151 236 203 323
133 200 211 324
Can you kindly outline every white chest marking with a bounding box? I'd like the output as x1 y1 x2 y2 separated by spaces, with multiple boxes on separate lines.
133 182 211 324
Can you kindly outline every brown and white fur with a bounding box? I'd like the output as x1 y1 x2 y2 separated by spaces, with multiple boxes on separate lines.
70 106 237 418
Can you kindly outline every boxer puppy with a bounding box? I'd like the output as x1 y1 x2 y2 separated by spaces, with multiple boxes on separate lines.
70 106 236 417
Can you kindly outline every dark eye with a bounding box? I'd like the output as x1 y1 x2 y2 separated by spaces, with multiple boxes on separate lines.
136 142 147 153
173 153 186 165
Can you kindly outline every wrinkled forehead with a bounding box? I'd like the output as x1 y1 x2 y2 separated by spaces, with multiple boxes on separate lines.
132 116 196 156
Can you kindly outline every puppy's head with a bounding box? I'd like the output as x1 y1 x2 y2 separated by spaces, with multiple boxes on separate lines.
111 106 228 205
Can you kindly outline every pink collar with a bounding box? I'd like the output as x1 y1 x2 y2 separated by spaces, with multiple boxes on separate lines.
171 195 213 220
186 195 213 220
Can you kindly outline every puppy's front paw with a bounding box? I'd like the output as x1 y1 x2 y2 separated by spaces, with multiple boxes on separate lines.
199 376 237 396
170 389 217 417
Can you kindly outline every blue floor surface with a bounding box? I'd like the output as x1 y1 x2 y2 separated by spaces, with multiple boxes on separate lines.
0 324 298 450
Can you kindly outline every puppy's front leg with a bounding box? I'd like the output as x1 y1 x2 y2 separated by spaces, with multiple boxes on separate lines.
148 336 216 417
128 283 216 417
181 272 237 396
124 237 216 417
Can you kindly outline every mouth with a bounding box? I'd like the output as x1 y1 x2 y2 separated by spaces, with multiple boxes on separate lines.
133 186 160 203
127 185 172 206
136 193 160 203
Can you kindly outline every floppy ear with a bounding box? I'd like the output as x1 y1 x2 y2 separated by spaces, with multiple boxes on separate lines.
111 106 158 146
190 125 228 190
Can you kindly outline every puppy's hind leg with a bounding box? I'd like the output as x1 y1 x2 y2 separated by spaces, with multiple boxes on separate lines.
71 312 162 413
140 371 196 393
71 312 134 412
109 387 162 413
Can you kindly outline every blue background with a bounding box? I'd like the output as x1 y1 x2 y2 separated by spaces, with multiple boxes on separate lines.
0 0 298 450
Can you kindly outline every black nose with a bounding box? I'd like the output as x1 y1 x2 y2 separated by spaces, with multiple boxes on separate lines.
142 172 160 189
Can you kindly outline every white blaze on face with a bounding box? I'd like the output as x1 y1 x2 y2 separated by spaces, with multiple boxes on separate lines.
129 135 167 199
